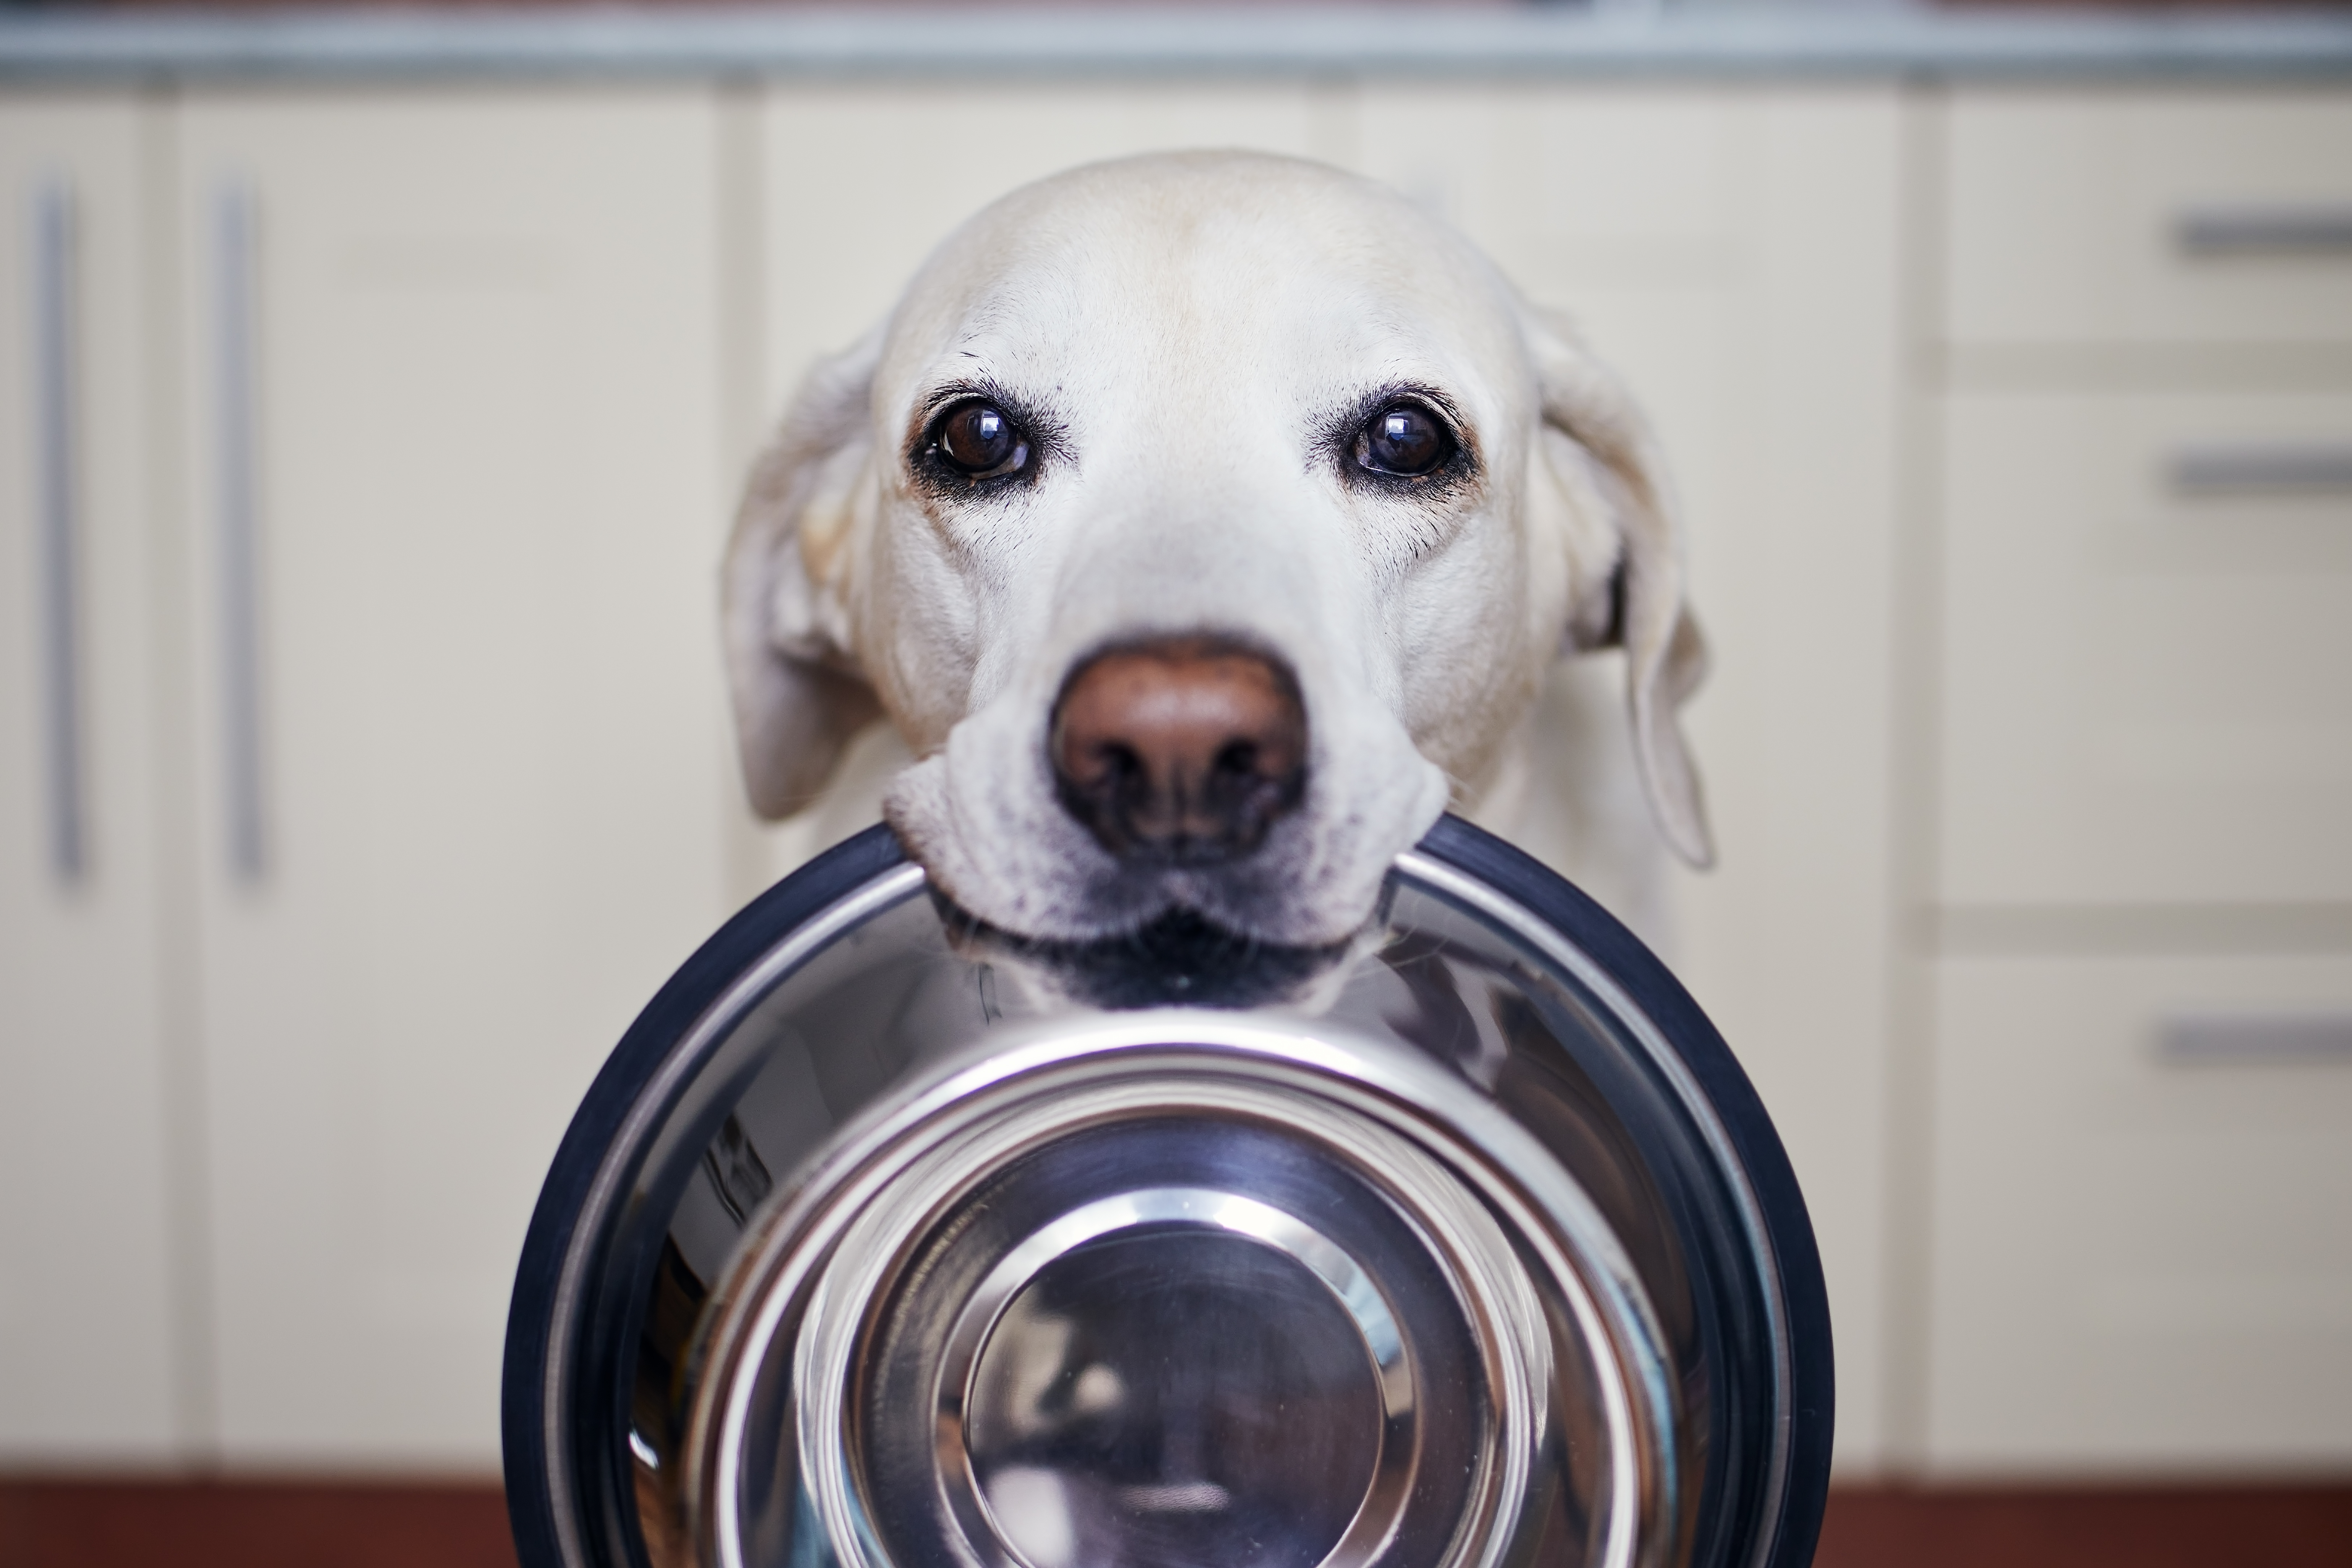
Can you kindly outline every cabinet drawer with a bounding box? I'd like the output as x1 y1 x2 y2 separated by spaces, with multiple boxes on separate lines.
1947 89 2352 350
1927 952 2352 1472
1938 388 2352 906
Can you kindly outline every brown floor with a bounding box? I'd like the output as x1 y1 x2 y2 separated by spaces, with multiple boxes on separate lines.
1815 1483 2352 1568
3 1477 2350 1567
0 1480 517 1568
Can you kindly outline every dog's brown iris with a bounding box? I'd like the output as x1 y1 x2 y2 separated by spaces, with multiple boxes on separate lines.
934 400 1030 478
1356 403 1452 478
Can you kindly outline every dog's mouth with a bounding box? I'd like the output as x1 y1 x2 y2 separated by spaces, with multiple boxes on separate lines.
937 893 1355 1011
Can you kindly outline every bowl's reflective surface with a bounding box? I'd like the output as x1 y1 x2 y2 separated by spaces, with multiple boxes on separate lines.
506 822 1827 1568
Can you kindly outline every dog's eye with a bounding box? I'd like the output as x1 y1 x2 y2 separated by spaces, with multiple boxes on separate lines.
1355 402 1453 478
931 400 1031 480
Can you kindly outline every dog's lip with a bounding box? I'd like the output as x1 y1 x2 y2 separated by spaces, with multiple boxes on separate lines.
934 890 1357 1010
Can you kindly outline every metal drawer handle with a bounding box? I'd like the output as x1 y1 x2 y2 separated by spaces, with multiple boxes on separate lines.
214 180 266 883
2174 206 2352 256
2156 1015 2352 1066
31 179 84 884
2169 444 2352 495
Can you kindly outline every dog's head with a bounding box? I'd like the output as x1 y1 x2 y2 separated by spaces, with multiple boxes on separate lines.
725 151 1709 948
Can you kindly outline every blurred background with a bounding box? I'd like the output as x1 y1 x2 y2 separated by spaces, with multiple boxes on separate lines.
2 0 2349 1563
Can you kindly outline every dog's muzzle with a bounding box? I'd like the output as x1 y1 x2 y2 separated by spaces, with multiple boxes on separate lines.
502 818 1833 1568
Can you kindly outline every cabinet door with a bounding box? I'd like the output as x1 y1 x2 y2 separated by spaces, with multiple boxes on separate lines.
174 88 732 1468
1938 387 2352 908
1927 952 2352 1472
0 94 184 1463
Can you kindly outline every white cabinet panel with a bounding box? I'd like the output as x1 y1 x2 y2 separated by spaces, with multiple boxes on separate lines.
1927 952 2352 1472
1356 83 1738 273
1938 388 2352 907
0 95 184 1463
172 88 733 1468
1947 88 2352 350
1662 93 1903 1480
1358 85 1906 1473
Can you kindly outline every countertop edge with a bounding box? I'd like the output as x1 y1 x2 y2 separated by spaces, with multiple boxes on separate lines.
5 6 2352 83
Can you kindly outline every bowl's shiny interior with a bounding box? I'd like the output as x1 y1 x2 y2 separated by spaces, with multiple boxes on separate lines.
526 830 1807 1568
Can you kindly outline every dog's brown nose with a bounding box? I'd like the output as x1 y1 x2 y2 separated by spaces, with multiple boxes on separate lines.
1051 637 1307 864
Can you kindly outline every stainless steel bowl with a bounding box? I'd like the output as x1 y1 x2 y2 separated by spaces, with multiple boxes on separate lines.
504 817 1832 1568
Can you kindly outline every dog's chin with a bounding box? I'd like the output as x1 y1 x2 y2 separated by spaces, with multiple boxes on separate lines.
881 738 1450 952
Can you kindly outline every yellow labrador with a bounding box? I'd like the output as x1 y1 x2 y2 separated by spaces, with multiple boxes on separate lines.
725 151 1709 950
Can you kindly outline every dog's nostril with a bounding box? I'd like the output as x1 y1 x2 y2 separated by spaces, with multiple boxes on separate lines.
1049 636 1307 864
1094 742 1146 785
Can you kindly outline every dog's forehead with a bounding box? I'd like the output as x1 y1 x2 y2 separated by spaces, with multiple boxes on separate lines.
878 154 1526 417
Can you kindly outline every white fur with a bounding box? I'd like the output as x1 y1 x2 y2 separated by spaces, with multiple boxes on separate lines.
725 152 1710 947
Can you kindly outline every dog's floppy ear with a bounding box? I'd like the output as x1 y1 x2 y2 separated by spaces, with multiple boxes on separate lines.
1522 304 1715 868
722 327 887 819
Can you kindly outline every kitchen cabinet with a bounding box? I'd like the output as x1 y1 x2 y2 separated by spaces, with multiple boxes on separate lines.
166 88 734 1467
1946 89 2352 353
1937 386 2352 908
1927 950 2352 1471
1923 87 2352 1473
0 92 183 1464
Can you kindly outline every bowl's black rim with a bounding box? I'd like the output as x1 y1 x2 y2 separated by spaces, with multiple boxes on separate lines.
501 825 907 1568
500 816 1834 1568
1409 815 1836 1568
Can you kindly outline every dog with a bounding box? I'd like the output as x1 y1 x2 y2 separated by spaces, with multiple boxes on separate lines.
723 151 1711 957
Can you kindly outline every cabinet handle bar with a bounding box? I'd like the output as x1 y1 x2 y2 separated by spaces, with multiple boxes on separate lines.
215 181 265 883
2169 444 2352 496
2174 206 2352 256
2157 1015 2352 1066
32 180 84 884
